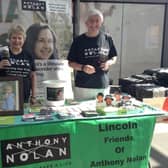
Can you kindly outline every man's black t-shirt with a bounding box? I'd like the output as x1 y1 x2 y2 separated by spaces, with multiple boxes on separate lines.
0 49 36 102
67 31 117 88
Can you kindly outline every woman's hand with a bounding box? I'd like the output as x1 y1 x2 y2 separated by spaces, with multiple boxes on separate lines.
30 97 37 105
0 60 11 68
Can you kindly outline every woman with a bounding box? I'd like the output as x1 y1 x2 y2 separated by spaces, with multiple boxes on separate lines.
0 24 36 103
24 23 58 60
67 9 117 100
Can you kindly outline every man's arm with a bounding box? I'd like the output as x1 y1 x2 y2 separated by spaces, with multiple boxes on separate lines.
68 61 84 71
68 61 96 74
100 56 117 71
107 56 117 66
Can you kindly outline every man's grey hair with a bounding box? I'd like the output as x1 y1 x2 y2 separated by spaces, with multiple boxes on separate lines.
85 9 104 22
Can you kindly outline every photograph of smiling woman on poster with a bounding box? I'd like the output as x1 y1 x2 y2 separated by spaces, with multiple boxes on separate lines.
23 23 73 100
23 23 59 60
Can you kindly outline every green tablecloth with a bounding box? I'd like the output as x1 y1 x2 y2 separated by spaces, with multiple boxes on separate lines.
0 115 156 168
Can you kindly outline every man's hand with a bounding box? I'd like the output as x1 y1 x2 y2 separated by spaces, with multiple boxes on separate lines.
100 62 110 71
100 57 117 71
83 65 96 74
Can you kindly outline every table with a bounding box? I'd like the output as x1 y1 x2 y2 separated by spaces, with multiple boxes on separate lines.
0 114 156 168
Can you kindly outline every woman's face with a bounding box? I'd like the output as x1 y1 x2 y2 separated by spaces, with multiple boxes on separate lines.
9 33 25 51
34 29 54 59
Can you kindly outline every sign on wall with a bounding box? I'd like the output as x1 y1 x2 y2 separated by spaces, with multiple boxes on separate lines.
0 0 73 99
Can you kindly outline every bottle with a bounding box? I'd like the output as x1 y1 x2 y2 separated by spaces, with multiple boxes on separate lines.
0 46 10 66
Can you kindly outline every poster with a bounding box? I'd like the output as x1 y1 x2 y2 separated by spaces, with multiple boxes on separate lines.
35 59 73 100
0 0 73 99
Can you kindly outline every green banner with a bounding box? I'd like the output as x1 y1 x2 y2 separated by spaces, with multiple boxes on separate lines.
0 116 156 168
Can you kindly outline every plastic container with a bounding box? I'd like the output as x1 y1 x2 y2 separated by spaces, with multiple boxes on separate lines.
43 80 66 106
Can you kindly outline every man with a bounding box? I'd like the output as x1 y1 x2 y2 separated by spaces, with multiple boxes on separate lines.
67 9 117 100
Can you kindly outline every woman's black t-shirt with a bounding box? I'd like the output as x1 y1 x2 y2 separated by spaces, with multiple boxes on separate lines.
0 49 36 102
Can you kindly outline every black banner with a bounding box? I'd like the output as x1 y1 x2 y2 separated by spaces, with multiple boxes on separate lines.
1 134 70 167
22 0 46 11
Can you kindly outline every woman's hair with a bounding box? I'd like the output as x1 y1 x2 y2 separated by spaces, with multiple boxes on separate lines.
23 23 58 59
8 24 26 39
85 9 104 22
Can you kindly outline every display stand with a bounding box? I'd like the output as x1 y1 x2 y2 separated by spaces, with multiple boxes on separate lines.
0 98 167 168
0 114 158 168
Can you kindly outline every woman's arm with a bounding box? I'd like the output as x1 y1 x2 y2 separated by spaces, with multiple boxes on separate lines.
30 71 36 103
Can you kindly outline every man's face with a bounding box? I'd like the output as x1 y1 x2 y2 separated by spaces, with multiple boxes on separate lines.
85 15 102 34
105 98 112 106
97 95 103 102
